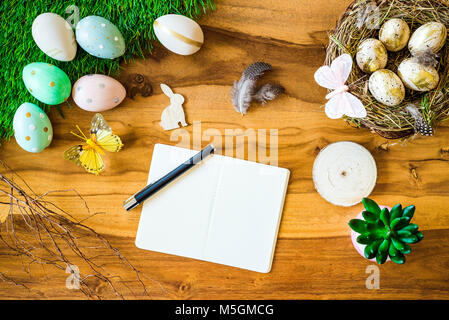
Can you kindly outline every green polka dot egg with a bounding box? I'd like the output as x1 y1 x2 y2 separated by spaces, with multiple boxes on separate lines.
13 102 53 153
22 62 71 105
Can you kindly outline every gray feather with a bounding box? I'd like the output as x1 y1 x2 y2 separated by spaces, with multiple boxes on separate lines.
412 49 439 67
253 83 285 104
231 62 272 114
405 104 434 136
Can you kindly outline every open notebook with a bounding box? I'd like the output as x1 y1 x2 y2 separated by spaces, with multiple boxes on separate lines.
135 144 290 273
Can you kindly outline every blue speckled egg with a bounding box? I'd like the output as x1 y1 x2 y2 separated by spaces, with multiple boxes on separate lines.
13 103 53 153
75 16 125 59
23 62 71 105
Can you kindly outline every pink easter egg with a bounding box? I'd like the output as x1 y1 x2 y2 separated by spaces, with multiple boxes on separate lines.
72 74 126 112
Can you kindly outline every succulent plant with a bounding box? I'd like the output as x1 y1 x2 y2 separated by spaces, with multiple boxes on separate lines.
349 198 423 264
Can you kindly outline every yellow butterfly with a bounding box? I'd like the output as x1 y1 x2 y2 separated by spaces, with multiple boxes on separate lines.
64 113 123 175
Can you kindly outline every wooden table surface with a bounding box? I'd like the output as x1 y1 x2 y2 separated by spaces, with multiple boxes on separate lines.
1 0 449 299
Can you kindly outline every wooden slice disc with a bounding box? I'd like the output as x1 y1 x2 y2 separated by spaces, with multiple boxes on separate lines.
312 141 377 207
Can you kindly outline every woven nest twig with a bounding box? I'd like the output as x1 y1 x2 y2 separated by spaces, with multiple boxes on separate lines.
326 0 449 139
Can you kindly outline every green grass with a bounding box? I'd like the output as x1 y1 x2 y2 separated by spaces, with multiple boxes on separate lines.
0 0 215 142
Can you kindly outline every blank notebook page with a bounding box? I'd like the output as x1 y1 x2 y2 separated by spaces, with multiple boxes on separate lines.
135 144 290 273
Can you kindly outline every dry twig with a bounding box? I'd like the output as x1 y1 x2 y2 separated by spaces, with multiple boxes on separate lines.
0 160 148 299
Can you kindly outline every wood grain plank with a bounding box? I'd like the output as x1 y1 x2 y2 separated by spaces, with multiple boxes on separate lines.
1 0 449 299
200 0 352 46
1 230 448 299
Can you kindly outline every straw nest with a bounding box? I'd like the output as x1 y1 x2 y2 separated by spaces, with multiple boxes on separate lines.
326 0 449 139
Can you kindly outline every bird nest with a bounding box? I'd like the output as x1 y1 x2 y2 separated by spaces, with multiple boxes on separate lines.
326 0 449 139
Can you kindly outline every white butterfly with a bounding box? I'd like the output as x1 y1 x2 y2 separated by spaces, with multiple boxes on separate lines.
314 54 367 119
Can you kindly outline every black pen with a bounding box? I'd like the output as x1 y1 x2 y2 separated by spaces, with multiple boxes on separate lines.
123 144 216 211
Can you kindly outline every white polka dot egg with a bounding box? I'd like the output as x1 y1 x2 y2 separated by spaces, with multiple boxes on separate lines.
13 103 53 153
72 74 126 112
75 16 125 59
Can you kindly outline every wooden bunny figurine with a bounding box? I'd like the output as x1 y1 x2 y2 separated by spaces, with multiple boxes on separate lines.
159 83 189 131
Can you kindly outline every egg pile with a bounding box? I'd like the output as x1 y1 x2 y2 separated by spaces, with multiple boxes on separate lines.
15 11 207 154
32 12 126 61
355 19 447 107
14 12 129 153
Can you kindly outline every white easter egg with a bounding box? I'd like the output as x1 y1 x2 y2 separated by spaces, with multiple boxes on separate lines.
398 58 439 92
72 74 126 112
32 13 77 61
13 103 53 153
154 14 204 55
369 69 405 107
356 38 388 73
409 22 447 55
379 18 410 52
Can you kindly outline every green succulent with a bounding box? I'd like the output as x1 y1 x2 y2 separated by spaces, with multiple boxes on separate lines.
349 198 423 265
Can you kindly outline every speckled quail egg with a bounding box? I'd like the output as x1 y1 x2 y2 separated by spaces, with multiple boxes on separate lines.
397 58 439 92
409 22 447 56
369 69 405 107
379 18 410 52
356 38 388 73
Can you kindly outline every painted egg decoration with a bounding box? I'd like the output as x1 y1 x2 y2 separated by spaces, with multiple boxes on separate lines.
379 18 410 52
75 16 125 59
409 22 447 56
23 62 71 105
32 12 77 61
72 74 126 112
154 14 204 55
369 69 405 107
398 58 439 92
356 39 388 73
13 102 53 153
